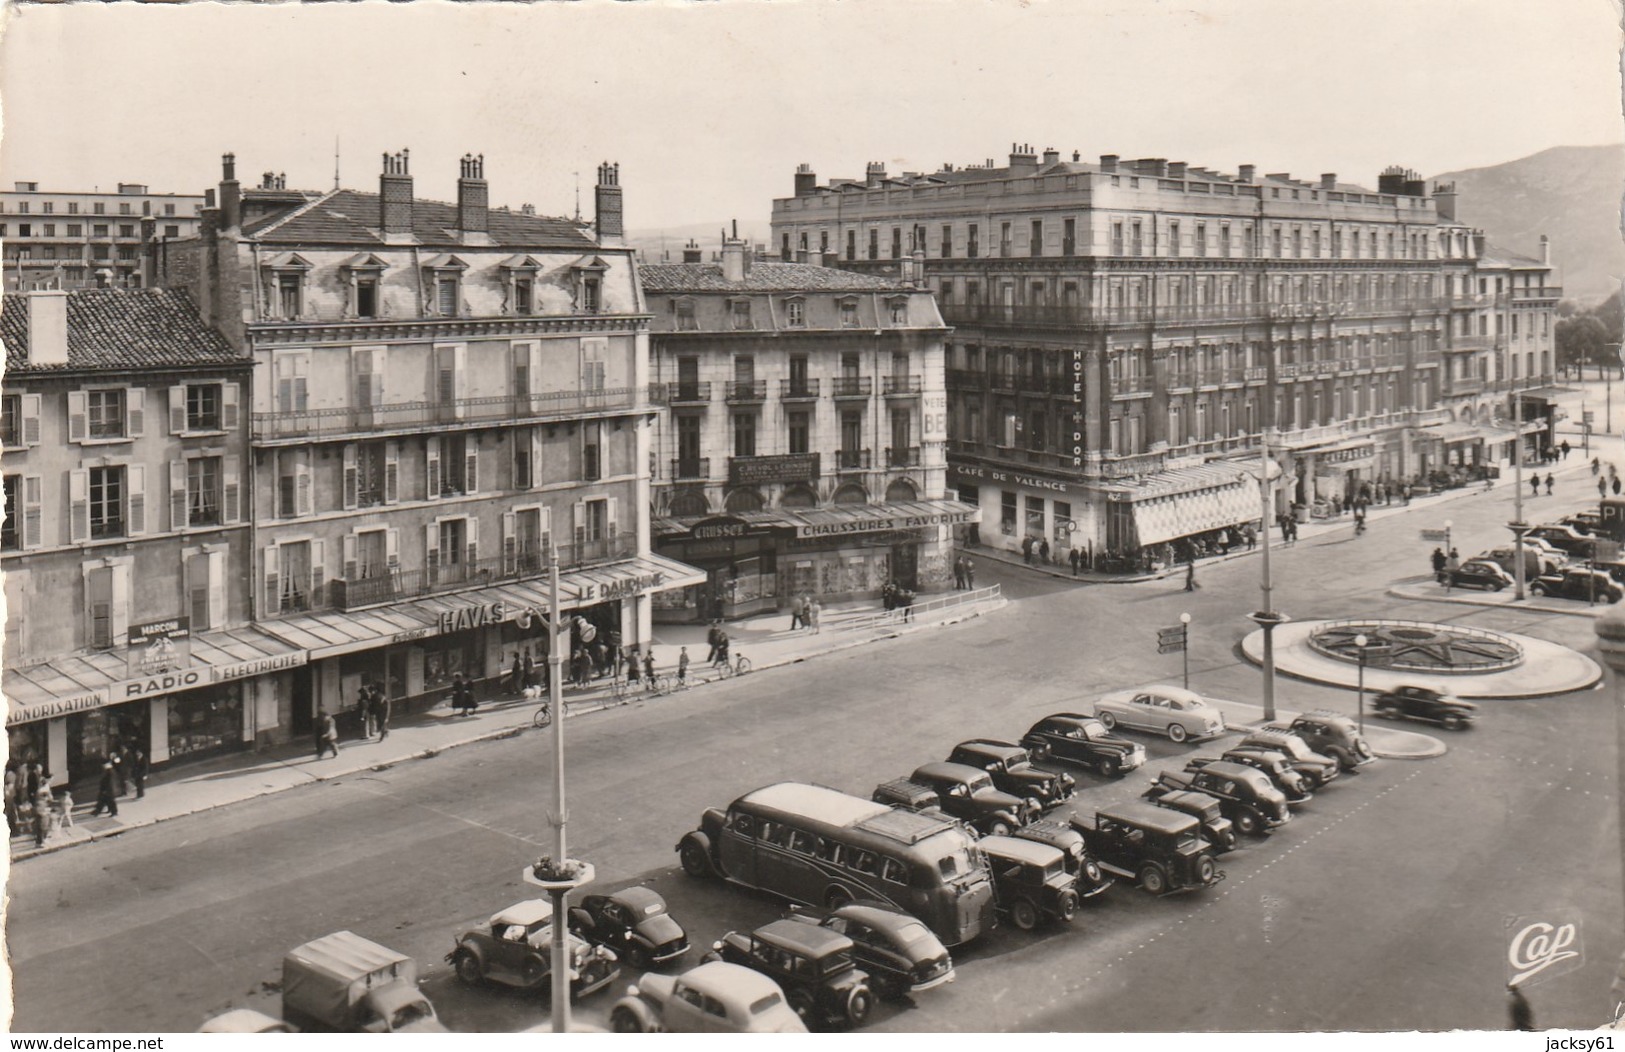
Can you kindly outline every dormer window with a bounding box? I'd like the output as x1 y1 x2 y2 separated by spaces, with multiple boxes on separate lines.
421 254 469 317
784 296 806 328
729 298 753 331
500 255 542 316
339 253 389 320
569 255 610 315
674 298 698 331
886 296 908 325
262 252 313 321
839 298 860 328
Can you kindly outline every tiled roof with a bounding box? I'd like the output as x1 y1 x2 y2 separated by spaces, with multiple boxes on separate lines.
638 261 912 293
244 189 598 249
1480 244 1545 267
2 288 242 374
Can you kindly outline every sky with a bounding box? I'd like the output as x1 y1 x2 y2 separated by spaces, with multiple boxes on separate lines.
0 0 1620 233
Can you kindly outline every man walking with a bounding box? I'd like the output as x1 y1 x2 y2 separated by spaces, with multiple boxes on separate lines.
677 646 690 685
376 691 392 742
128 745 148 799
315 713 339 760
90 758 119 817
1021 534 1035 565
1545 472 1555 496
953 557 966 590
1531 474 1541 498
1069 547 1081 576
1445 548 1461 592
1184 560 1198 592
1431 546 1448 585
1602 476 1610 501
705 620 723 665
1038 538 1051 565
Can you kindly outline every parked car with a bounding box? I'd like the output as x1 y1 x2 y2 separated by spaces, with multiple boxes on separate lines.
1192 749 1312 803
1477 545 1560 579
1267 710 1377 772
1531 566 1624 603
1238 729 1340 788
198 1010 295 1033
785 902 955 1000
1139 787 1238 853
1070 802 1224 895
568 887 690 970
609 961 807 1034
1092 685 1226 743
1019 712 1146 777
1372 684 1478 730
705 919 875 1029
282 932 445 1034
1009 818 1115 899
1147 763 1291 837
907 762 1038 836
978 835 1082 929
947 739 1075 808
1560 512 1604 535
448 899 620 1001
1449 559 1513 591
1527 524 1592 553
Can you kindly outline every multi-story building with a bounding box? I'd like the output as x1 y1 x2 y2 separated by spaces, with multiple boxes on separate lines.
771 149 1560 562
1 286 264 791
163 151 699 742
640 236 973 621
2 181 205 292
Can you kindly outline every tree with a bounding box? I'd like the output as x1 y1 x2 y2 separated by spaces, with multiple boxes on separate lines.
1557 314 1611 377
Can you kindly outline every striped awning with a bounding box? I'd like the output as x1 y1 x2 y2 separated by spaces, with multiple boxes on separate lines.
1109 458 1280 548
656 498 979 541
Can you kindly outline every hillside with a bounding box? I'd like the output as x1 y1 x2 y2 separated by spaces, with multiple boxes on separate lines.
626 220 772 264
1431 143 1624 304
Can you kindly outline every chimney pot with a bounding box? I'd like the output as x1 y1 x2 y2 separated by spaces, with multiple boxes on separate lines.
595 161 624 243
219 152 242 230
1238 164 1256 182
1540 235 1551 266
457 151 489 234
1320 173 1337 189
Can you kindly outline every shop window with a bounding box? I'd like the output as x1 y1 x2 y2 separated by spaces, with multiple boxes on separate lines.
1025 495 1045 536
1001 490 1017 535
167 688 244 761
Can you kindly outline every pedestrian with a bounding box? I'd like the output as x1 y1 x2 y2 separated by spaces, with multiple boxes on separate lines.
1562 439 1571 460
1069 547 1081 576
609 629 624 678
789 596 804 632
3 766 17 836
713 629 731 669
808 598 821 634
510 652 525 695
1507 983 1535 1031
317 712 340 758
1431 547 1447 584
882 581 897 613
55 789 74 833
1039 538 1051 565
898 588 915 623
963 557 975 588
953 557 966 590
107 746 125 797
376 691 392 742
359 684 376 739
1184 560 1198 592
1614 477 1622 497
1530 474 1541 497
626 645 641 685
1445 548 1460 591
1021 534 1035 565
1593 456 1601 476
1602 477 1610 500
91 757 120 816
523 650 539 691
1401 484 1411 505
128 745 147 799
1545 473 1554 496
34 785 53 845
643 648 655 687
705 620 723 665
677 646 690 684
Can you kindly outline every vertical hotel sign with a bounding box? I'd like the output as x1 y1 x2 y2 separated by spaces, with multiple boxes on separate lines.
1071 345 1086 469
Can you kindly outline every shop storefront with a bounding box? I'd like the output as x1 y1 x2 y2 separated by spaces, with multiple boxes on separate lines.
947 462 1084 563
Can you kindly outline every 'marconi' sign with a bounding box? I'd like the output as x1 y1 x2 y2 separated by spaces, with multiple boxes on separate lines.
1506 909 1584 989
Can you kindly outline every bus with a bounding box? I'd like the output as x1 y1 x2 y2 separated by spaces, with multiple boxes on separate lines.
677 782 997 946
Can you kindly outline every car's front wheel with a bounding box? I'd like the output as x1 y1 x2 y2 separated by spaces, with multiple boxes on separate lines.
1097 711 1117 730
1167 723 1188 744
610 1006 648 1033
844 984 875 1027
679 840 711 878
787 989 817 1027
1443 714 1467 731
1194 854 1217 884
1531 583 1548 596
986 819 1013 837
1233 808 1262 837
1096 757 1119 778
1055 890 1079 924
453 950 483 986
1138 863 1168 894
1010 898 1040 931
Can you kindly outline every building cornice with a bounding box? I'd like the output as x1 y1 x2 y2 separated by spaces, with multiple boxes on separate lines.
246 312 652 347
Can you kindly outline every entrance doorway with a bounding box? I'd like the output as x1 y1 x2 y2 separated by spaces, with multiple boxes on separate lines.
890 542 919 591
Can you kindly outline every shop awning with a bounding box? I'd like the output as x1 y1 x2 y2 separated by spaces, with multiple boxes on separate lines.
4 625 307 727
1108 459 1280 548
1515 386 1579 401
656 498 980 541
1420 421 1486 444
258 552 707 660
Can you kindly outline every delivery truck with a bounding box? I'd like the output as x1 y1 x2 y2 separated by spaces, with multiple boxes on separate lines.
282 931 446 1033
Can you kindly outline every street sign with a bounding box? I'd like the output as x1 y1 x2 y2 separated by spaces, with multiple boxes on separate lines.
1157 626 1185 645
1157 643 1184 655
1419 528 1449 543
1585 410 1597 424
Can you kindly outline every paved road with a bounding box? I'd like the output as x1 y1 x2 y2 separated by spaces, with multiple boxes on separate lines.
8 478 1620 1032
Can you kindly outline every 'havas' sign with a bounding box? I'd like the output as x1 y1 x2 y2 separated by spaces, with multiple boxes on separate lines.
437 600 508 635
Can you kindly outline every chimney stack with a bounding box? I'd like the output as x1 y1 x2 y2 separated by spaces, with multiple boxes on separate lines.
594 161 623 244
1042 147 1061 166
721 220 749 282
140 215 158 287
865 162 887 188
1099 154 1119 173
379 149 414 236
1539 234 1550 266
1072 151 1081 162
1168 162 1187 179
457 153 488 234
1008 143 1039 173
1471 232 1486 258
794 163 818 197
219 152 241 230
1320 173 1337 189
26 289 70 367
1238 164 1256 182
682 239 702 264
1432 181 1458 222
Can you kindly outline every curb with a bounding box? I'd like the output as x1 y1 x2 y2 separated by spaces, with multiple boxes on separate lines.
1386 578 1614 619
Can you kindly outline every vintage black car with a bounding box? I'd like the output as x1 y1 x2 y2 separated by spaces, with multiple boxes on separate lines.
907 762 1038 836
1140 788 1238 853
447 899 620 1000
786 903 955 1000
1449 559 1513 591
568 887 690 970
946 739 1074 807
1268 710 1377 771
1069 802 1223 895
1196 749 1312 802
1371 684 1478 730
1148 763 1291 837
1560 512 1604 535
706 919 875 1029
1238 729 1340 788
978 835 1082 929
1531 566 1624 603
1010 818 1115 899
1019 712 1146 777
1526 524 1592 553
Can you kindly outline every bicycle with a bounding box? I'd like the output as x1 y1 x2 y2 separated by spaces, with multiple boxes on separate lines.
531 689 571 729
717 652 752 678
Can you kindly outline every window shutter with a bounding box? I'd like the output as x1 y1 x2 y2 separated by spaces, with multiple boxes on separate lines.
527 341 542 395
452 344 468 403
221 382 240 430
21 475 42 549
169 386 188 433
466 516 479 565
502 511 517 574
126 387 145 438
425 436 441 500
170 460 188 530
384 440 400 504
531 429 545 489
126 464 147 536
222 455 241 524
296 454 313 516
343 533 359 582
425 520 441 580
606 497 618 549
21 394 41 446
68 469 90 542
465 442 479 496
540 506 553 553
342 444 359 510
264 544 281 616
573 500 586 547
385 527 400 569
110 563 131 647
309 539 325 609
368 348 385 406
68 391 87 443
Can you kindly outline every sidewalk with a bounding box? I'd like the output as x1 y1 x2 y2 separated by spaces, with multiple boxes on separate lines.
9 590 1005 862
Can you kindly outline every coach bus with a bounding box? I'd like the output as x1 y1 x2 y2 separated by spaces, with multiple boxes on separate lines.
677 782 997 946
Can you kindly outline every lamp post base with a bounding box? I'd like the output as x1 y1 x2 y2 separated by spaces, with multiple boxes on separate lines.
1248 610 1290 723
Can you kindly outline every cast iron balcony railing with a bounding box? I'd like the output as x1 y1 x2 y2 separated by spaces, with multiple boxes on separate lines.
882 374 922 396
254 387 639 441
655 381 711 406
325 532 638 613
723 380 768 404
671 457 710 480
1511 286 1562 301
831 377 873 399
885 446 921 468
1110 375 1154 397
836 448 871 471
779 378 821 400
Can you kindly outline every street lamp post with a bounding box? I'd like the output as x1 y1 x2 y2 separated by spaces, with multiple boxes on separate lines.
1180 612 1192 691
1250 426 1287 723
1592 605 1625 1023
1354 633 1368 734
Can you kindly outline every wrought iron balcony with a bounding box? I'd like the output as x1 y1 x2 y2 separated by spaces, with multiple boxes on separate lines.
882 374 922 396
836 448 871 471
671 457 710 481
885 446 921 467
831 377 873 398
723 380 768 404
253 387 640 440
778 378 821 400
655 381 712 406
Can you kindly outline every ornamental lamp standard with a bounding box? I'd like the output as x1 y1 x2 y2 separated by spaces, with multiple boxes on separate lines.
1354 634 1370 734
1179 612 1192 691
1247 427 1287 723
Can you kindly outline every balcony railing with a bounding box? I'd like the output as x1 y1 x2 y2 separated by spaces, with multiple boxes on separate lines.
831 377 873 398
778 378 821 400
836 448 870 471
1167 371 1196 389
325 532 638 612
885 446 921 467
723 380 768 404
1110 376 1154 397
654 381 711 405
882 374 922 396
254 387 639 440
1512 286 1562 301
671 457 710 480
1445 335 1497 352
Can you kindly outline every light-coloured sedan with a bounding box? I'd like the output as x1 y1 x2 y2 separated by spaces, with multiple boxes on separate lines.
1092 685 1226 743
610 960 808 1033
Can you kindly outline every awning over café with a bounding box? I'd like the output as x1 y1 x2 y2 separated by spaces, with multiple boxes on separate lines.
655 498 979 541
1107 459 1280 548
